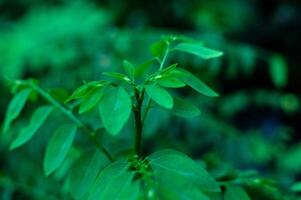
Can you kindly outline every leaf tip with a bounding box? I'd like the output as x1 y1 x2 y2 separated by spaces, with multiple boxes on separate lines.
211 92 220 97
44 169 52 177
9 142 19 151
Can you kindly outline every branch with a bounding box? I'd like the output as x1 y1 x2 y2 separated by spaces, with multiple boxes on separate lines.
26 81 114 162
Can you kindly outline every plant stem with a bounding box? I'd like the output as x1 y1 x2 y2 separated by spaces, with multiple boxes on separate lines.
27 81 114 162
142 99 152 125
133 43 171 156
134 88 144 156
142 42 170 123
159 42 170 70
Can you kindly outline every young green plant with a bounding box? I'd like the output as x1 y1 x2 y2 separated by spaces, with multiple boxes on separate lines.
3 35 232 200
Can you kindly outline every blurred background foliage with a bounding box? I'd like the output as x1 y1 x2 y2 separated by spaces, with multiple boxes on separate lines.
0 0 300 199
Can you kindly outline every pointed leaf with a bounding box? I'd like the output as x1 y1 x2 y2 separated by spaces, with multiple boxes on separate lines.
224 186 251 200
148 150 220 192
134 58 157 78
99 87 132 135
68 150 110 199
10 106 53 150
79 87 105 114
171 97 200 118
44 124 77 176
148 63 177 82
161 35 203 44
156 77 186 88
85 160 139 200
3 88 32 133
172 68 219 97
145 85 173 109
151 40 168 59
123 60 135 81
159 63 178 75
174 43 223 59
103 72 131 84
65 81 104 103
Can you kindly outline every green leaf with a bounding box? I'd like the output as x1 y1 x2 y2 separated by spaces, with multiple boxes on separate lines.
171 97 200 118
161 35 202 44
134 58 157 78
148 150 220 192
44 124 77 176
10 106 53 150
269 54 288 88
172 68 219 97
123 60 135 81
156 77 186 88
84 160 139 200
151 40 168 58
65 84 91 103
79 86 106 114
148 63 178 82
245 178 284 200
3 88 32 133
102 72 131 84
99 87 132 135
174 43 223 59
68 150 110 199
159 63 178 75
65 81 104 103
145 84 173 109
158 182 210 200
224 186 251 200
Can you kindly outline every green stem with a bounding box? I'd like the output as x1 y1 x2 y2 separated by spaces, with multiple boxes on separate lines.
143 43 170 123
134 88 144 156
28 81 114 162
142 99 152 125
159 43 170 70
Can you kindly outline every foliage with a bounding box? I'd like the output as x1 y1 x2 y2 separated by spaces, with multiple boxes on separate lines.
0 0 300 199
2 35 223 199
